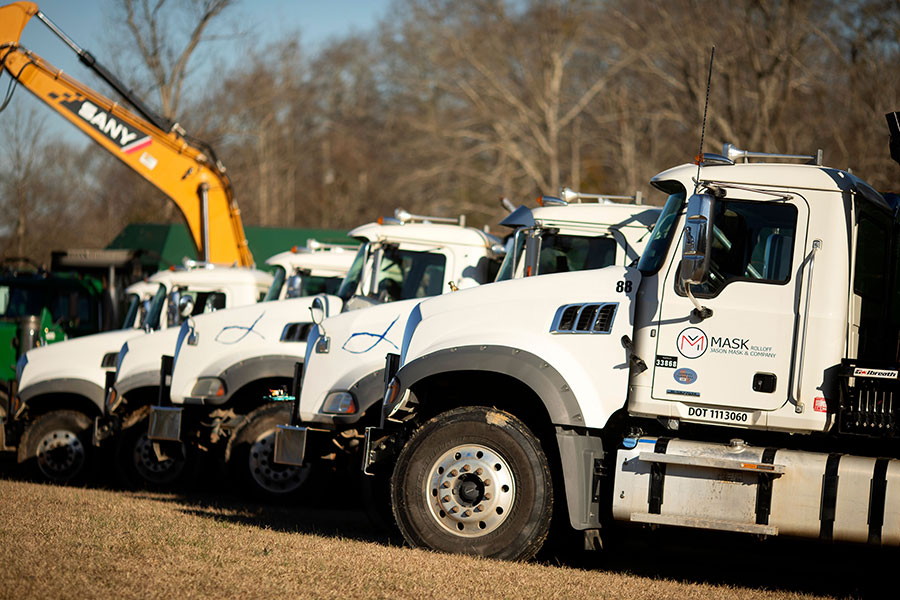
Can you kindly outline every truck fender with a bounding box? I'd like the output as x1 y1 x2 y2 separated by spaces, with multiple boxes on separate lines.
213 355 302 405
395 346 601 530
397 345 584 427
18 378 105 414
115 371 160 399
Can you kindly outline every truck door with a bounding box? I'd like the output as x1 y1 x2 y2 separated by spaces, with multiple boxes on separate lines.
651 194 809 412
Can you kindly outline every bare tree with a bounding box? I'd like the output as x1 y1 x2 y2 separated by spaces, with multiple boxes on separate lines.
108 0 237 122
380 0 648 212
0 101 46 259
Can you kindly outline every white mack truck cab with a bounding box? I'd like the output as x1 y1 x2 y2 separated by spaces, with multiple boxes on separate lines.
6 263 274 484
366 141 900 561
143 212 503 498
105 242 355 488
273 194 661 510
263 240 357 301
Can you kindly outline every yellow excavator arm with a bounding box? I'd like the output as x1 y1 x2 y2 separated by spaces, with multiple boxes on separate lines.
0 2 253 267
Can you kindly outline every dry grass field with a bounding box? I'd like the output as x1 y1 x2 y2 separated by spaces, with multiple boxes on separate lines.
0 474 889 600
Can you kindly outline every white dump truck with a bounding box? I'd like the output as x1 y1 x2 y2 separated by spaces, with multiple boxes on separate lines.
6 263 274 483
102 242 357 487
142 212 504 496
273 195 661 507
362 141 900 560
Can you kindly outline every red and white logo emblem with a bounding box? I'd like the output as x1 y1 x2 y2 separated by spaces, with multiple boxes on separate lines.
676 327 708 359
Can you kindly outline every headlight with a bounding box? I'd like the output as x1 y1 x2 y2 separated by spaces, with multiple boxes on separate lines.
321 391 356 414
191 377 226 398
15 353 28 382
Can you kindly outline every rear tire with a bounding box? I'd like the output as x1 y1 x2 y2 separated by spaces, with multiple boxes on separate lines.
391 406 553 560
20 410 93 485
227 403 310 501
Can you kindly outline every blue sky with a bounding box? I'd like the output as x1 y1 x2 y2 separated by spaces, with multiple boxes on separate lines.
9 0 392 141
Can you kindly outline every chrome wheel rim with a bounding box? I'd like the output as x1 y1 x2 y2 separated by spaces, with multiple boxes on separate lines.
248 429 309 494
36 429 85 480
424 443 515 537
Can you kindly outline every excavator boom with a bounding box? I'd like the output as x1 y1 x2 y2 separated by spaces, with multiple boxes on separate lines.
0 2 253 267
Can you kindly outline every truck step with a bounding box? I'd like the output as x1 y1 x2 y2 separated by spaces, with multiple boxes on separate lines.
630 512 779 536
638 451 785 474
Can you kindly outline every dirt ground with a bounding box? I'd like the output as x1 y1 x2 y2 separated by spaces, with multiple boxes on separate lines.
0 471 891 600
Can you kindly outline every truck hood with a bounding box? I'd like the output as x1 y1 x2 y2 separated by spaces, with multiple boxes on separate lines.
114 327 182 395
398 267 641 429
298 297 423 422
19 328 145 392
168 294 342 404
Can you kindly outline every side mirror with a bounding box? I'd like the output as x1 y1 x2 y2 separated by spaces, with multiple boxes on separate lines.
309 296 326 326
680 193 715 286
166 290 181 326
140 300 151 329
286 273 303 299
179 294 195 318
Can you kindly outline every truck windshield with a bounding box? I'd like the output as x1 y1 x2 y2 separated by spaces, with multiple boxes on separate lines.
495 231 526 282
263 266 287 302
292 275 344 297
0 281 99 335
537 233 616 274
144 284 167 330
121 293 142 329
496 229 617 281
638 191 686 275
336 242 370 301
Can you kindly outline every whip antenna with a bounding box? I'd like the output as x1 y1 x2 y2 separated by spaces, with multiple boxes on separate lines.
695 46 716 192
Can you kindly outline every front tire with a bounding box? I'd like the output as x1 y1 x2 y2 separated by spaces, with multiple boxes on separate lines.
114 416 196 490
227 403 310 500
391 406 553 560
19 410 93 485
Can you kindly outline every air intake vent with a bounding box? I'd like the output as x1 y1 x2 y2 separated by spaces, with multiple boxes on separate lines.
551 303 618 335
593 304 616 333
558 305 580 330
281 322 313 342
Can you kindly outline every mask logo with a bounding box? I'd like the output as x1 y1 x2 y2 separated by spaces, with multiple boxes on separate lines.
677 327 708 359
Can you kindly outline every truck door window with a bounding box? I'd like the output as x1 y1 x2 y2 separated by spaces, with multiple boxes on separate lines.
677 199 797 298
854 210 894 359
186 291 226 314
375 248 447 302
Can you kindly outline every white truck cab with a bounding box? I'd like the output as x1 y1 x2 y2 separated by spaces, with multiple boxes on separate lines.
291 196 659 432
141 212 504 497
370 143 900 560
7 263 273 484
263 240 358 301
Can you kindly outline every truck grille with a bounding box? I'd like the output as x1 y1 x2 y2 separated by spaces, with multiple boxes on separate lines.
551 303 617 334
838 360 900 437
